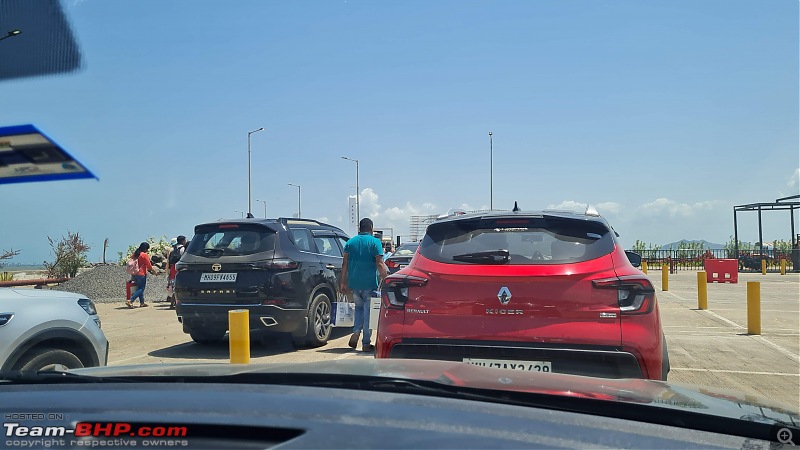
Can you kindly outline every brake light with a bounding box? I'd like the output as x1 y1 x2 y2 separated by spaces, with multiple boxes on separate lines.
175 261 188 272
252 258 298 270
592 275 655 315
219 224 239 229
381 274 428 309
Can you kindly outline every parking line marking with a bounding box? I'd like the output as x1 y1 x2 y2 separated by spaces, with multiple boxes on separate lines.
751 336 800 362
702 309 745 329
661 290 800 363
671 368 800 376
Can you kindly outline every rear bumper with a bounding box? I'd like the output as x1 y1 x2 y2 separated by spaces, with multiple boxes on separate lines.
176 303 307 334
383 339 644 379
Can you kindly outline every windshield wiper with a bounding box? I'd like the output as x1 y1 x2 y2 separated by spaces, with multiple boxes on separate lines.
452 249 510 263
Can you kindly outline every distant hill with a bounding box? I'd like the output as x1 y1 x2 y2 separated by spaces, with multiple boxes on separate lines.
659 240 725 250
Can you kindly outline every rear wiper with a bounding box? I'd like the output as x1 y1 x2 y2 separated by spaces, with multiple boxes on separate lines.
202 248 225 257
452 249 510 263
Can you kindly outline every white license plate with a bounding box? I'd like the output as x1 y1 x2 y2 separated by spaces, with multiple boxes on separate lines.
399 264 407 268
463 358 552 372
200 273 237 282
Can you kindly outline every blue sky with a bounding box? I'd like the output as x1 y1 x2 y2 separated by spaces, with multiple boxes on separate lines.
1 0 798 264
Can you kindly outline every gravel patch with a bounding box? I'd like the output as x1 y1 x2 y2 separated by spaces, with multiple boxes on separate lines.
52 265 170 304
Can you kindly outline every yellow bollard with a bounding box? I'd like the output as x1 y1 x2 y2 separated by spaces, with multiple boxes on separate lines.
747 282 760 335
228 309 250 364
661 262 669 291
697 271 707 310
780 258 786 275
642 260 648 274
761 259 766 275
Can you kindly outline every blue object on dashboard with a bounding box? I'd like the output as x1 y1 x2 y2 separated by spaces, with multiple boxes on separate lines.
0 124 97 185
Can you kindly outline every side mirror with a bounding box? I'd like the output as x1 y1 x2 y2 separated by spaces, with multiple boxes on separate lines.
625 251 642 268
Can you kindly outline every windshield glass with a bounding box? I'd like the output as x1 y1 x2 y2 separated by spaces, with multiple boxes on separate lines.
187 226 276 256
392 244 418 256
421 217 614 264
1 0 797 445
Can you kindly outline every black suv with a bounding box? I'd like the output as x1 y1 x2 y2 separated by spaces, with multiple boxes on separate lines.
174 218 350 347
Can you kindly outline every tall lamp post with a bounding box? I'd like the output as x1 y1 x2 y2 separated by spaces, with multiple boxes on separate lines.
488 131 493 210
341 156 359 224
234 210 245 218
288 184 301 218
256 199 267 218
247 127 265 216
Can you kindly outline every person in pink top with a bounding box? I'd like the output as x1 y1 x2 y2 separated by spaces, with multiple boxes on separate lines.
126 242 160 309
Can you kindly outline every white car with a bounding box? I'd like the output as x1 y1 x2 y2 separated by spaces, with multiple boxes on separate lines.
0 288 108 372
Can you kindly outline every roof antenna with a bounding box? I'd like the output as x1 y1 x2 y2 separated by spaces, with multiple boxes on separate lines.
246 212 255 219
585 205 600 217
512 201 521 212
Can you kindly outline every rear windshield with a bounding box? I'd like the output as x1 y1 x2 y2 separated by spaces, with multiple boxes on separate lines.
392 244 419 256
187 225 276 257
420 217 614 265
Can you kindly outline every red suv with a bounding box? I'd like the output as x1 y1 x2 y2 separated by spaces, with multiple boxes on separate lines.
376 207 669 380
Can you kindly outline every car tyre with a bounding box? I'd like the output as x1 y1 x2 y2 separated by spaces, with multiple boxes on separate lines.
293 292 332 348
189 327 227 345
14 348 84 372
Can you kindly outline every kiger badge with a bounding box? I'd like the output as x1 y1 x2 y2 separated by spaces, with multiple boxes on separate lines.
211 263 222 272
497 286 512 305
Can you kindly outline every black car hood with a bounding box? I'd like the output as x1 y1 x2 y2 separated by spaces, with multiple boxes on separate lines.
71 359 798 425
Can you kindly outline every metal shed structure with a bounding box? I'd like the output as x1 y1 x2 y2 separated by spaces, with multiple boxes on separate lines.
733 194 800 258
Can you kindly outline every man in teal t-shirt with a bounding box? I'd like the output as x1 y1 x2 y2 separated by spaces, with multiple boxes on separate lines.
341 218 388 352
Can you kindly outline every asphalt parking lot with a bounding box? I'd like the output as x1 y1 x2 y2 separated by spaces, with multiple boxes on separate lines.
97 270 799 410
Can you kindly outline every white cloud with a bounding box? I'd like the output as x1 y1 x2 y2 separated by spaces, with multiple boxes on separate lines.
638 198 720 218
336 215 343 223
788 168 800 188
546 200 586 211
359 188 381 218
596 202 622 214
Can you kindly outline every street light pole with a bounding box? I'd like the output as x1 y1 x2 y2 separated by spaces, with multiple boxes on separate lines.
256 199 267 218
0 30 21 42
247 127 265 216
234 210 244 218
489 131 493 210
341 157 360 224
288 184 301 218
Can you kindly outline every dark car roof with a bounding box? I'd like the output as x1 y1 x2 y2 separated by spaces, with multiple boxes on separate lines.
432 209 610 226
194 217 346 234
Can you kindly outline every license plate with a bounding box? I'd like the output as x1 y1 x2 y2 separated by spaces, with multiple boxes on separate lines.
463 358 552 372
399 264 407 268
200 273 237 282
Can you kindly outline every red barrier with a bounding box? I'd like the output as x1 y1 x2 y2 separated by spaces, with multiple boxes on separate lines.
125 280 137 300
704 259 738 284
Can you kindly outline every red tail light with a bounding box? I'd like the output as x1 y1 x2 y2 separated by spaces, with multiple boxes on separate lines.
252 258 298 270
381 274 428 309
592 275 655 315
175 261 188 272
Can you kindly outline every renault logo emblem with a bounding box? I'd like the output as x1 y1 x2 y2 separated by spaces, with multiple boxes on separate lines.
497 286 512 305
211 263 221 272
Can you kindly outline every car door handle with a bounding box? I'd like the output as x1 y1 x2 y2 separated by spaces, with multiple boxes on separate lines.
326 264 336 269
